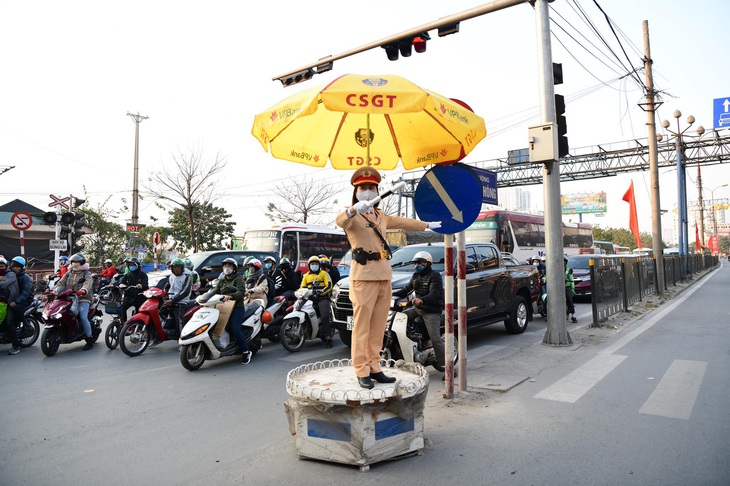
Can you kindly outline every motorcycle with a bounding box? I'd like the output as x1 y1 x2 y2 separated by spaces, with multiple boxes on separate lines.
0 298 43 348
118 287 200 357
40 287 103 356
98 282 133 350
278 288 330 353
178 287 269 371
381 297 457 372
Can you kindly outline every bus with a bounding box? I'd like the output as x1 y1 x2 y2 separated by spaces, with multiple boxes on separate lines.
237 223 350 274
614 245 631 254
465 210 593 263
593 240 615 255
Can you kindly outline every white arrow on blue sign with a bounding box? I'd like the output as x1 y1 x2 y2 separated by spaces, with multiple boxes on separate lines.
414 163 482 234
713 97 730 129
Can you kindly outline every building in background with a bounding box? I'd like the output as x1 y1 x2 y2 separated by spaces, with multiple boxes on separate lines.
498 187 532 212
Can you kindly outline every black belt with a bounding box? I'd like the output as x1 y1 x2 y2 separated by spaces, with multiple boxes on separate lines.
352 248 390 265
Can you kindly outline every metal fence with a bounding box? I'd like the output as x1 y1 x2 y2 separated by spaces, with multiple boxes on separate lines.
589 253 719 327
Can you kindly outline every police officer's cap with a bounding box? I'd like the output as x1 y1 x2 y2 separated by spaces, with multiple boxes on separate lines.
350 167 381 187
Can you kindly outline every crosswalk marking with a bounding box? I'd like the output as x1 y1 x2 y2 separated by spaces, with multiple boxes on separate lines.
639 360 706 420
534 353 627 403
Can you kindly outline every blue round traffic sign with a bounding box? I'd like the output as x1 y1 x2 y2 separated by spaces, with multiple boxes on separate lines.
414 163 482 234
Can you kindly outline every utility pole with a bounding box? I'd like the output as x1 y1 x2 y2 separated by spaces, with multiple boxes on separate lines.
536 0 571 346
697 164 705 246
127 112 149 225
642 20 665 293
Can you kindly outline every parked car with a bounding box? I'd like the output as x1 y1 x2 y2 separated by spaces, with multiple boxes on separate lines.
147 250 280 290
331 242 540 346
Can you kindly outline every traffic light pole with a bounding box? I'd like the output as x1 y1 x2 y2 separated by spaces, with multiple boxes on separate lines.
536 0 571 346
53 205 62 274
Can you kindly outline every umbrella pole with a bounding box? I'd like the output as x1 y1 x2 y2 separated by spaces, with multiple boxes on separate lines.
366 113 371 167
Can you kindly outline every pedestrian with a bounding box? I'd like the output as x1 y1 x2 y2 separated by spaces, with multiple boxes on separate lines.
335 167 441 389
564 256 577 323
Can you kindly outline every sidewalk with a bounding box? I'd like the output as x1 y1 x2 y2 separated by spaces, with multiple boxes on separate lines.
426 262 723 406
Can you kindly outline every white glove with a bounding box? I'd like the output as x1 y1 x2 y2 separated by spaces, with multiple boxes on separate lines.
427 221 442 230
352 201 371 215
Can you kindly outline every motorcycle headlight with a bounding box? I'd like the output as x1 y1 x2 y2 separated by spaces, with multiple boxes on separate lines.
51 312 63 320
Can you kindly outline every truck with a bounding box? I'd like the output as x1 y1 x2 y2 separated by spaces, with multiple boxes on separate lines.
330 242 541 346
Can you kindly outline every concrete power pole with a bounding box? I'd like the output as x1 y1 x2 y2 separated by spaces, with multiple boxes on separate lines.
642 21 665 293
127 112 149 225
536 0 571 346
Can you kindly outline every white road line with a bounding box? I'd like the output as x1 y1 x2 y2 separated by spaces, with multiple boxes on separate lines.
639 359 707 420
534 353 627 403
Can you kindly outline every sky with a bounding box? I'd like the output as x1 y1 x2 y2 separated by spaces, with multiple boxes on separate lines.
2 0 729 244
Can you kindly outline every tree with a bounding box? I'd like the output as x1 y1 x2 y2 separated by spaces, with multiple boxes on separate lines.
265 175 342 224
145 146 226 252
168 203 235 252
592 225 658 251
79 196 128 266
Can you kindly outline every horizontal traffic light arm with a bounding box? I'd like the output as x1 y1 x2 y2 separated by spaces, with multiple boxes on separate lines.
272 0 527 85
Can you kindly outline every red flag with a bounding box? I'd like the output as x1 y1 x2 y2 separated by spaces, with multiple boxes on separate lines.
622 180 641 249
695 222 701 251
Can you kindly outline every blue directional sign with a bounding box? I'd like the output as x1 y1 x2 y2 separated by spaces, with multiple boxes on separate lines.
414 163 482 234
713 97 730 129
469 166 498 205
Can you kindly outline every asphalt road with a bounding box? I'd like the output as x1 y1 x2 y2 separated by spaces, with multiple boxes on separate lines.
1 269 727 486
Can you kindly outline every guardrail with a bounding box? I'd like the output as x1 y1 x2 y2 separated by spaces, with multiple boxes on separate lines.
589 254 720 327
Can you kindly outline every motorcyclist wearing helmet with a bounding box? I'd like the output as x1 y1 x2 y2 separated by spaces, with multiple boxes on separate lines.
244 259 269 307
564 255 577 323
299 256 334 348
0 257 21 354
263 256 285 297
393 251 445 371
58 255 70 277
56 253 96 350
318 255 341 286
161 258 192 340
120 257 149 322
242 256 255 279
97 258 117 293
212 257 251 364
183 258 201 294
278 257 299 293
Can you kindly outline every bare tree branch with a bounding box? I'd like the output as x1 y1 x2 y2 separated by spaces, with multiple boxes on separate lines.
266 175 342 224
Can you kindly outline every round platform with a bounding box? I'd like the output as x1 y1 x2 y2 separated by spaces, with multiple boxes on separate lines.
286 359 429 404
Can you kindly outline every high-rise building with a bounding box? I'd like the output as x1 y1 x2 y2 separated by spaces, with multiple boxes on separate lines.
498 187 532 212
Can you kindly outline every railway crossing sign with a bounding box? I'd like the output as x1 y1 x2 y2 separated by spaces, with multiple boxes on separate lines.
11 211 33 231
49 194 70 209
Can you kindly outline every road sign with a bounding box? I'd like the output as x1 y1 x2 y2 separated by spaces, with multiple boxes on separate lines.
713 97 730 130
49 194 70 209
469 166 499 205
50 239 68 251
414 163 482 234
11 211 33 231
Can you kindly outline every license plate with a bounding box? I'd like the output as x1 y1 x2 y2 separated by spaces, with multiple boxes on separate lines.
346 316 354 331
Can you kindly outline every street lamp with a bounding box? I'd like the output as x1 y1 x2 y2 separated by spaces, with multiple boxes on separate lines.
710 184 728 240
661 110 704 279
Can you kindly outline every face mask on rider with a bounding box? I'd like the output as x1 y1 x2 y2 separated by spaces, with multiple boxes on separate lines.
310 265 320 273
128 264 138 272
533 262 539 267
264 263 272 270
415 264 425 273
356 189 378 202
223 266 234 276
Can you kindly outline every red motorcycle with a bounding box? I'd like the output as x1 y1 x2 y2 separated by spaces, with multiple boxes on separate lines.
119 287 200 357
41 289 103 356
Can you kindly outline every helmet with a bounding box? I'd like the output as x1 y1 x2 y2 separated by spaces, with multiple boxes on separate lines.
263 256 277 264
129 257 140 266
60 256 69 263
540 256 546 262
171 258 185 267
280 257 291 266
319 256 331 267
0 257 7 266
183 258 193 270
531 255 540 262
222 257 238 269
412 251 433 263
243 256 255 266
564 255 569 264
117 257 124 264
104 259 113 264
308 256 320 264
248 258 262 270
11 256 26 268
69 253 86 265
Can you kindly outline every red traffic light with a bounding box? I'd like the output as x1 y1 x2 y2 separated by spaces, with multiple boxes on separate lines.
413 33 430 53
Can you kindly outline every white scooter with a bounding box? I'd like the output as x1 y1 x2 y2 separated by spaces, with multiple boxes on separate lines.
178 287 270 371
278 288 327 352
381 296 457 372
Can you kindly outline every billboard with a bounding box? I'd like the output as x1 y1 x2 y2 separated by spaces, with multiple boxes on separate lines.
561 192 607 214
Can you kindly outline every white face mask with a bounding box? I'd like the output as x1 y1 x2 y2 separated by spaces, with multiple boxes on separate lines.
356 189 378 202
223 267 234 276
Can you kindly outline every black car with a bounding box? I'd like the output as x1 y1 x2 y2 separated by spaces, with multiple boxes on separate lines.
148 250 280 290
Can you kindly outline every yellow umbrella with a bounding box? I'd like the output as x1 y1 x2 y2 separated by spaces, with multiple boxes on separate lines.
251 74 487 170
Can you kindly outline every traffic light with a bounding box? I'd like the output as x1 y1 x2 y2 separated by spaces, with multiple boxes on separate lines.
555 94 569 158
43 212 57 225
72 197 86 207
382 33 430 61
69 212 86 253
